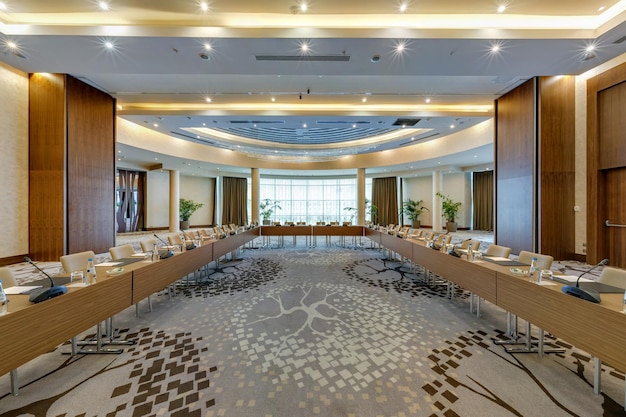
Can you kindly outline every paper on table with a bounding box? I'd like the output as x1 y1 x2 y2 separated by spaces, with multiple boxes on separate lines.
67 282 88 288
555 275 594 283
485 256 511 261
4 285 42 294
537 281 557 286
131 253 147 257
96 261 122 267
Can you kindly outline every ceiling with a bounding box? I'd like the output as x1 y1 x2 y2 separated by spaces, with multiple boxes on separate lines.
1 0 625 177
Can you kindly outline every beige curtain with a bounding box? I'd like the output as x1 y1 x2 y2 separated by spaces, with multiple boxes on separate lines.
222 176 248 226
473 170 494 231
372 177 398 226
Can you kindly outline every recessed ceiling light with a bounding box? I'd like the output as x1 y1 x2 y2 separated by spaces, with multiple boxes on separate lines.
300 42 309 52
104 41 114 49
396 42 405 53
204 42 212 50
497 4 506 13
425 97 431 103
352 124 357 128
271 97 276 102
585 44 595 52
491 44 501 53
155 157 159 161
202 122 206 126
98 1 109 11
300 3 308 12
303 123 307 128
362 97 367 103
0 2 7 11
450 124 455 129
153 123 159 127
399 3 408 12
598 6 605 11
371 54 381 63
200 2 209 12
205 97 212 103
7 41 17 49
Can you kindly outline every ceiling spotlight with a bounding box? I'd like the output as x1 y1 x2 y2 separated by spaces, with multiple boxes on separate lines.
204 42 212 51
7 41 17 49
200 2 209 12
99 1 109 11
371 54 381 63
300 3 308 12
271 97 276 102
199 52 210 60
497 4 506 13
352 124 357 128
362 97 367 103
303 123 307 128
153 123 159 127
104 41 114 49
585 44 596 52
450 124 455 129
396 42 405 53
399 3 408 12
491 44 501 53
425 97 431 103
301 43 309 52
205 97 212 102
598 6 605 11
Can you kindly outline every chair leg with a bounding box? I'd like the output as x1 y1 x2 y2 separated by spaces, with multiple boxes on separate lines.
10 369 18 395
593 357 602 395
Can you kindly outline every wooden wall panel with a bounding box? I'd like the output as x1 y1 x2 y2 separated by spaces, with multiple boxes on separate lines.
28 73 66 261
604 168 626 267
495 78 535 254
66 75 115 255
587 63 626 264
598 81 626 170
538 76 575 260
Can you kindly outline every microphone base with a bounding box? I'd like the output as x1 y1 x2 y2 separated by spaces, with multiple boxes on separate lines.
561 285 601 303
29 286 68 303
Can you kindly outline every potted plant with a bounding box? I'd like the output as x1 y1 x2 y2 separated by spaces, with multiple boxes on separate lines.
343 198 378 225
179 198 204 230
436 192 462 232
260 198 281 225
401 198 429 228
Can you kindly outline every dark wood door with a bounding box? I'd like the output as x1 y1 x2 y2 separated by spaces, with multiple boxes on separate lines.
603 168 626 268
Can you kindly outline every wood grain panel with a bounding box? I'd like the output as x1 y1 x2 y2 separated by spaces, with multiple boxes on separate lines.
604 168 626 267
536 76 575 260
66 75 115 255
0 271 132 376
598 80 626 169
28 73 66 261
587 63 626 264
261 225 312 236
379 233 413 259
312 226 364 236
495 78 536 254
497 272 626 372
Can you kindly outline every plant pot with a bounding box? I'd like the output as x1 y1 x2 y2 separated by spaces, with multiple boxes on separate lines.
411 220 421 228
180 220 190 230
446 221 457 232
262 220 271 225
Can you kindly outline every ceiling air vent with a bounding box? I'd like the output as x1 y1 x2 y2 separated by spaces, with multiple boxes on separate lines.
613 35 626 44
255 55 350 62
229 120 285 124
392 118 421 126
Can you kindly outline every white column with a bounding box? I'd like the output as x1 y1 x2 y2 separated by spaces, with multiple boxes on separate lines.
251 168 260 224
169 170 180 232
215 176 223 225
432 171 443 232
357 168 365 225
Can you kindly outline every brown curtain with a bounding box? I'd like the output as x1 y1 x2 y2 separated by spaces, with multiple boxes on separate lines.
222 176 248 226
473 170 493 231
372 177 398 226
116 169 145 233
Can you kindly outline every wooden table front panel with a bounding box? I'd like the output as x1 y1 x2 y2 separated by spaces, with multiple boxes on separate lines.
312 225 364 236
379 233 414 259
412 242 497 303
497 272 626 372
0 272 133 376
261 225 312 236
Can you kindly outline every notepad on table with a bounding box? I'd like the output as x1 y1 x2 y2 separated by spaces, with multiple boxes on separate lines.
95 261 122 267
4 285 42 294
554 275 594 283
485 256 512 262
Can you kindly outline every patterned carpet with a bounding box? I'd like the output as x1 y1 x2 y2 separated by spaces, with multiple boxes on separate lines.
1 243 624 417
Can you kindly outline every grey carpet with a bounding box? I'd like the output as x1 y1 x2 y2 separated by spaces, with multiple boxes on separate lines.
1 244 624 417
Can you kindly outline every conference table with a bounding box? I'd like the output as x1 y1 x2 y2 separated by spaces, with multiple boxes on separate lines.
1 225 625 403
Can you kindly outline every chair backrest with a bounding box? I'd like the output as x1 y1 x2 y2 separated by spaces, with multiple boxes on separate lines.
167 233 184 245
484 244 512 258
140 238 158 252
0 267 17 288
60 250 96 274
407 229 423 239
422 231 435 240
109 244 135 260
435 234 452 245
459 239 482 251
518 251 553 270
598 266 626 290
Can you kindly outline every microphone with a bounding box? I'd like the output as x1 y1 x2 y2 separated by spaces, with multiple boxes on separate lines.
561 258 608 303
24 256 68 303
181 230 197 250
153 234 174 259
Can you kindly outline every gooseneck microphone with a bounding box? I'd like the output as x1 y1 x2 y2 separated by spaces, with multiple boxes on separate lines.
24 256 68 303
561 258 608 303
153 234 174 259
181 230 197 250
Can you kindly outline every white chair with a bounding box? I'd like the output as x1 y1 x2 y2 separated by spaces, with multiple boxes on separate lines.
108 244 135 260
518 250 553 270
60 250 96 274
483 244 512 258
0 267 17 288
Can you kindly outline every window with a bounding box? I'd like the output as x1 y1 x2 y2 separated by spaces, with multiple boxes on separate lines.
257 177 372 224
